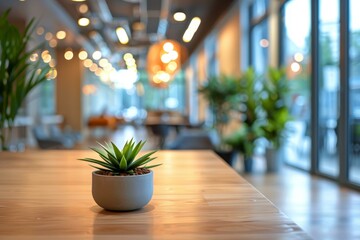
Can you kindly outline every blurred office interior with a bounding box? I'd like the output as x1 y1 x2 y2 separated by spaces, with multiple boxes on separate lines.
1 1 360 238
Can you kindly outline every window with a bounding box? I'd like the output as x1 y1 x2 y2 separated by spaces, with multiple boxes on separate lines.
280 0 311 169
251 19 269 74
249 0 269 75
318 0 340 177
251 0 269 19
349 0 360 184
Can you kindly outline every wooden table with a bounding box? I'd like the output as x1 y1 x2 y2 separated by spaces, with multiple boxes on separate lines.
0 150 310 239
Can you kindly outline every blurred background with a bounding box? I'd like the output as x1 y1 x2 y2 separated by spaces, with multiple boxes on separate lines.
1 0 360 183
1 0 360 238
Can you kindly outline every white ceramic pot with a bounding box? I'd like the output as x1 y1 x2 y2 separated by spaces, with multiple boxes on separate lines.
92 170 153 211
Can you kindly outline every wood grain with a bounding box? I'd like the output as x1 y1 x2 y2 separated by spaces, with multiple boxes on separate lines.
0 150 310 239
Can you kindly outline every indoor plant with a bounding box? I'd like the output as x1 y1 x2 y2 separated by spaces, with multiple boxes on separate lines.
78 139 160 211
260 68 291 172
0 10 50 150
225 68 263 172
198 75 238 165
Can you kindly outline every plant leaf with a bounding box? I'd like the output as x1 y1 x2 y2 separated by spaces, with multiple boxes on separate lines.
89 147 112 165
144 163 162 169
119 155 127 171
111 142 123 160
128 140 145 163
78 158 117 171
129 151 157 169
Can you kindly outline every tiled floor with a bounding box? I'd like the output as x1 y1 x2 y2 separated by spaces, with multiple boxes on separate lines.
81 125 360 239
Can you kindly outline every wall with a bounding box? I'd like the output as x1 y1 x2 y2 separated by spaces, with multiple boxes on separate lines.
183 1 241 125
197 47 208 122
217 10 241 76
56 49 83 131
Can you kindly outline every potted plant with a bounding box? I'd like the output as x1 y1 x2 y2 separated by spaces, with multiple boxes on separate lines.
224 124 261 172
78 139 161 211
198 75 238 165
260 68 291 172
0 10 50 150
224 68 263 172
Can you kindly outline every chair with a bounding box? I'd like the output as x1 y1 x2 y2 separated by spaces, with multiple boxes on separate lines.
49 125 82 143
32 125 74 149
166 130 214 150
148 124 170 149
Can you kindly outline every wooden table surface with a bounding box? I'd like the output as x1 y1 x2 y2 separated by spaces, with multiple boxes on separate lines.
0 150 310 239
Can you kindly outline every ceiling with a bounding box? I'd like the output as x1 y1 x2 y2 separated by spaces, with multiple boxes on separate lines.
0 0 235 69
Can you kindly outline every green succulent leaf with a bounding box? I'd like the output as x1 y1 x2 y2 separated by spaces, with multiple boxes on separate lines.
79 140 160 174
129 150 157 169
128 140 146 163
78 158 117 171
89 147 112 165
89 165 111 172
119 155 127 171
111 142 123 160
145 163 163 169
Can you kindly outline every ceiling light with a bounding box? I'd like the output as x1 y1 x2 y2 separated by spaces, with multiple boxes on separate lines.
147 39 184 88
160 54 171 64
78 4 88 14
78 50 88 60
36 27 44 35
72 0 86 2
116 27 129 44
123 53 133 61
83 59 93 68
49 59 56 68
92 51 102 60
43 54 52 63
188 17 201 30
163 42 174 52
166 61 178 72
169 50 178 60
46 68 57 80
45 32 53 41
30 53 38 62
56 30 66 40
78 17 90 27
95 68 103 76
49 39 58 48
90 63 98 72
64 50 74 60
125 58 136 67
182 17 201 42
41 51 51 63
173 11 186 22
41 50 49 59
99 58 108 67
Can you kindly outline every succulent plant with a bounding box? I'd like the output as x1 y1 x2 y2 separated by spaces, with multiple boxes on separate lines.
79 139 160 175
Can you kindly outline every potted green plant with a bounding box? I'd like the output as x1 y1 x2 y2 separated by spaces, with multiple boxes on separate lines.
198 75 238 165
225 68 263 172
0 10 50 150
260 68 291 172
78 139 161 211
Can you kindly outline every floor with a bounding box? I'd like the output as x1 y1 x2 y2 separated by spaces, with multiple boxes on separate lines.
80 125 360 239
242 163 360 239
